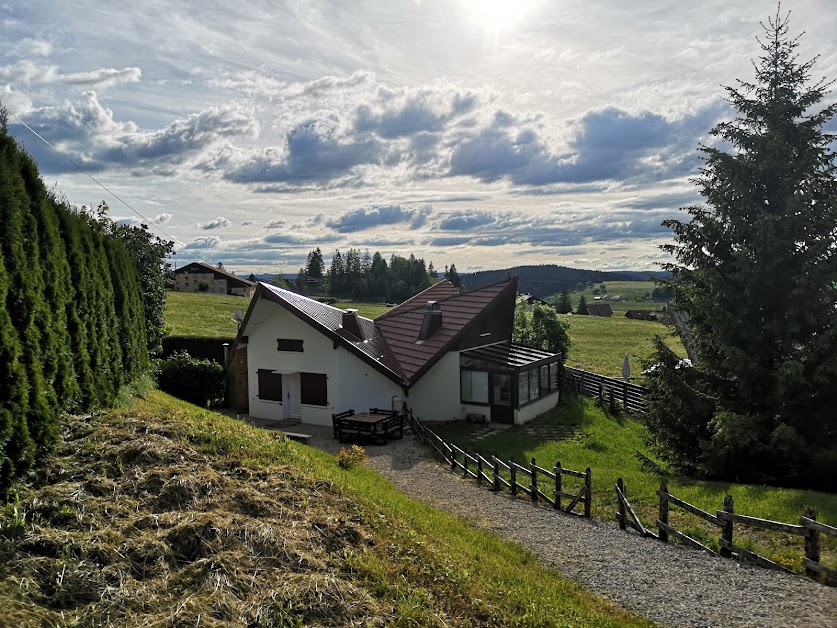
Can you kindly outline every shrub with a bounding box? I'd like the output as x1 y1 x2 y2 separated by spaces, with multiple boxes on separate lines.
198 281 210 292
155 351 224 407
336 445 366 469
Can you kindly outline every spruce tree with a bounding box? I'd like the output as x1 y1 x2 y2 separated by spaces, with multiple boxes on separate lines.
576 295 589 315
556 290 573 314
652 10 837 487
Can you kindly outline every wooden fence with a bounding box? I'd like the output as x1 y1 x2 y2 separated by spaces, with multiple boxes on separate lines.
408 411 591 517
615 479 836 585
563 366 648 415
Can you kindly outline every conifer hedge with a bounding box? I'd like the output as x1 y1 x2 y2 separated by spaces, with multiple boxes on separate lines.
0 115 151 491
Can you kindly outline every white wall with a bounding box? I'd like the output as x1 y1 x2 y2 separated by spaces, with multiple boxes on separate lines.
515 390 560 425
407 352 464 422
244 297 400 426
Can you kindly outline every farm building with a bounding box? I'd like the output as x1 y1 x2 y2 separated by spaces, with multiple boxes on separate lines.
173 261 256 298
586 303 613 317
225 278 562 426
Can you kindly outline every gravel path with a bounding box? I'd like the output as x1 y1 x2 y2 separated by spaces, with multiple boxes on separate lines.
280 421 837 627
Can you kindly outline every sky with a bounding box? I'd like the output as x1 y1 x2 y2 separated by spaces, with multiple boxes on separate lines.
2 1 837 276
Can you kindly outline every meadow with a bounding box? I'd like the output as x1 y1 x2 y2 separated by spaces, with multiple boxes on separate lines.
559 280 664 315
433 394 837 575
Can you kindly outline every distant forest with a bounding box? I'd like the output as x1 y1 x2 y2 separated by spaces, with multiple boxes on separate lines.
285 248 461 302
461 265 666 298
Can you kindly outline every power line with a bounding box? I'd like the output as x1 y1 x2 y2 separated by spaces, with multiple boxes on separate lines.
5 108 210 264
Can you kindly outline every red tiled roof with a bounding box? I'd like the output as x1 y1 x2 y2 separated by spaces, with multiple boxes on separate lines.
376 277 518 383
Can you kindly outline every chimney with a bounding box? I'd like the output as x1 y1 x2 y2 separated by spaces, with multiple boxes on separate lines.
341 309 364 340
418 301 442 340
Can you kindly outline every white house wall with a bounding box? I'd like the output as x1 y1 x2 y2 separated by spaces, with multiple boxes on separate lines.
515 390 560 425
406 352 463 422
244 297 400 426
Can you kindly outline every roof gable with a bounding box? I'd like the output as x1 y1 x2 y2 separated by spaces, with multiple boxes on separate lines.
176 261 255 288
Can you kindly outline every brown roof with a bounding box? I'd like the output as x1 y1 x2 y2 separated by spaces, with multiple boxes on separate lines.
376 280 461 320
587 303 613 316
176 261 255 288
376 277 518 384
228 278 518 390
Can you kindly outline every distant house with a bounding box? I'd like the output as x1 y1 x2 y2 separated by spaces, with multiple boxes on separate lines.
174 261 256 298
587 303 613 317
625 309 656 321
523 294 550 307
601 295 623 302
225 277 562 426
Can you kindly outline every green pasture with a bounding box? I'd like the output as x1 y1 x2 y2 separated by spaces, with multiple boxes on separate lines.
556 280 664 315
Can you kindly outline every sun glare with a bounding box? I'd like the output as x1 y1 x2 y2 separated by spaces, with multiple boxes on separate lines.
462 0 537 34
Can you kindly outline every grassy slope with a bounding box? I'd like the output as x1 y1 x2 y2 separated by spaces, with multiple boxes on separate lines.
0 391 650 627
433 395 836 574
561 315 686 377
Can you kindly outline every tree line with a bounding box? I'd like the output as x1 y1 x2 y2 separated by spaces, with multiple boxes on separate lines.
0 112 169 491
294 247 461 302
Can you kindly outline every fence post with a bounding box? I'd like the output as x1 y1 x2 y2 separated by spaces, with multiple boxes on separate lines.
492 456 500 492
623 380 628 407
802 506 820 579
531 458 538 505
450 445 456 473
554 462 562 510
720 495 734 558
658 480 670 543
463 450 469 477
477 456 483 486
584 467 592 518
510 463 517 496
617 478 627 530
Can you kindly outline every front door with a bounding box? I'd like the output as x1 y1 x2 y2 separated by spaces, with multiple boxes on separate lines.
284 373 301 419
491 372 514 424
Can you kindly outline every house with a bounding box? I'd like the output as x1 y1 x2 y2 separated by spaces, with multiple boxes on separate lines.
174 261 256 298
601 295 623 302
586 303 613 317
225 277 562 426
625 309 656 321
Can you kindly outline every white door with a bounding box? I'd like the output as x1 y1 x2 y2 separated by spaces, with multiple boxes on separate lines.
284 373 301 419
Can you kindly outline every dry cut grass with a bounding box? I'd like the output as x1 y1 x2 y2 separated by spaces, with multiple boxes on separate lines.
0 392 650 627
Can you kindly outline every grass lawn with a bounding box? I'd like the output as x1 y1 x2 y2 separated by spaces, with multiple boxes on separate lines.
432 394 836 576
562 314 686 377
164 291 395 339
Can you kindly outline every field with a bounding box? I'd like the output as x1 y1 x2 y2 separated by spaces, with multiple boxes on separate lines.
558 280 665 315
0 391 649 626
561 314 687 377
164 291 391 338
433 394 837 575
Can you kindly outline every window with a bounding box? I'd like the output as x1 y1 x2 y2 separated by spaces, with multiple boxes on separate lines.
461 370 489 403
493 373 512 406
540 365 550 394
277 338 304 352
257 369 282 402
301 373 328 406
518 371 530 405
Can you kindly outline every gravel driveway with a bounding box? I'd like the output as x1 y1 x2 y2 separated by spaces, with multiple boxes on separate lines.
267 420 837 627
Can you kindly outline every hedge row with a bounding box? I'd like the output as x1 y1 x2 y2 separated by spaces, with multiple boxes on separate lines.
0 120 149 491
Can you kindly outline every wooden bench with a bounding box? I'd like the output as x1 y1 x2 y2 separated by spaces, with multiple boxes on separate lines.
332 409 356 442
281 431 313 444
369 408 404 440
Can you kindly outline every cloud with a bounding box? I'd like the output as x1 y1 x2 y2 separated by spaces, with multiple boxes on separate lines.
201 216 231 230
435 209 501 231
264 219 287 229
241 220 255 226
153 213 173 224
12 92 258 174
187 236 220 249
0 60 141 90
113 216 141 227
325 204 431 232
224 118 382 184
210 69 375 100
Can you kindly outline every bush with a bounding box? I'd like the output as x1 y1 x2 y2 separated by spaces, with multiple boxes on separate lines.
198 281 210 292
155 351 224 407
336 445 366 469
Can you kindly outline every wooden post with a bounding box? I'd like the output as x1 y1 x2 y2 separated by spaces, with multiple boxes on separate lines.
659 480 670 543
617 478 626 530
477 456 483 486
623 380 628 407
492 456 500 492
803 506 820 579
598 381 603 403
463 450 469 477
554 462 562 510
584 467 592 518
531 458 538 505
510 463 517 496
720 495 734 558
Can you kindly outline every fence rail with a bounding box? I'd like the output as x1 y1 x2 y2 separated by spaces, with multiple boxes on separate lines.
408 410 592 517
562 366 648 414
655 482 836 584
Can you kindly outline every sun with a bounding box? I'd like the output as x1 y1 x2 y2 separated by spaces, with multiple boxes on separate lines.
462 0 536 33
